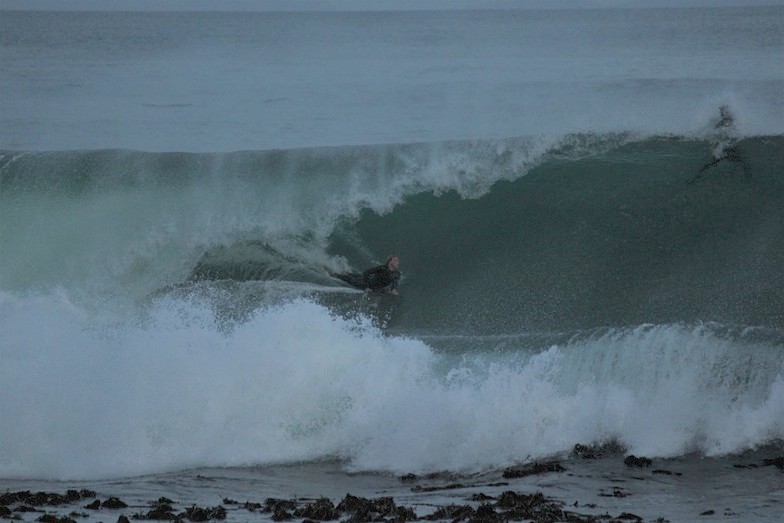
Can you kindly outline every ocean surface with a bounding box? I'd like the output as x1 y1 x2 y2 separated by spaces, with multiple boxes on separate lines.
1 6 783 522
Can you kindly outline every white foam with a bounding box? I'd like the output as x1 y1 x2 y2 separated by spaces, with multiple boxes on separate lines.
1 291 782 480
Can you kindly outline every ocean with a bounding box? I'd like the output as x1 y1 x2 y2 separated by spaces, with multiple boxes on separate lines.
1 5 783 522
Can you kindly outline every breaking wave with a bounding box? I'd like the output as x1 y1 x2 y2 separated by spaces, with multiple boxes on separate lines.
2 128 783 479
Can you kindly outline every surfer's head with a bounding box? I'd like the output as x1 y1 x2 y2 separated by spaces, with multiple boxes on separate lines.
717 105 734 129
386 255 400 270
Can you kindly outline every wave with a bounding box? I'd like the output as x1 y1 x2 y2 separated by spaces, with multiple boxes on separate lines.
0 134 616 302
2 129 783 479
0 291 782 480
2 130 782 330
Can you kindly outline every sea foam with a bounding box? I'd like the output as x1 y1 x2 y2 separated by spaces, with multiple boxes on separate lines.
2 290 782 480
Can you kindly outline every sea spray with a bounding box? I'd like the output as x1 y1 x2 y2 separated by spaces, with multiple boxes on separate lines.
0 293 432 479
2 288 782 480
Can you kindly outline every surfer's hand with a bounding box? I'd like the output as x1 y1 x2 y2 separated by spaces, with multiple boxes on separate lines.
365 288 372 293
391 289 399 296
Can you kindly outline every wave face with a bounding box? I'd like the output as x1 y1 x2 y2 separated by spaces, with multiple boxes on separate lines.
3 134 783 330
2 132 784 479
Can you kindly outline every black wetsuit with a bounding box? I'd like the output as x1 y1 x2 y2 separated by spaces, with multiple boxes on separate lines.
334 265 400 292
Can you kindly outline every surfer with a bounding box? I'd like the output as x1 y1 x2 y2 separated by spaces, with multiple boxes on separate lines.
332 255 401 295
692 105 747 183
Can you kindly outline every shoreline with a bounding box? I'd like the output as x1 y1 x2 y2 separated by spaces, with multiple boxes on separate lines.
2 447 782 523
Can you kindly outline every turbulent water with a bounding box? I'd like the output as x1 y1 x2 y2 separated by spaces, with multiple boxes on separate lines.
3 134 783 481
1 6 783 488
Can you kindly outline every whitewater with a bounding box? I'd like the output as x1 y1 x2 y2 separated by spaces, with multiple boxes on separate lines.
1 5 783 522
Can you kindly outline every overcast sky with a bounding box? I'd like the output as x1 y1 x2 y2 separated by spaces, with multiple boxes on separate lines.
1 0 782 11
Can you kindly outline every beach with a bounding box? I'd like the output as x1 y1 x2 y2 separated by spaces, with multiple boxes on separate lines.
2 447 783 522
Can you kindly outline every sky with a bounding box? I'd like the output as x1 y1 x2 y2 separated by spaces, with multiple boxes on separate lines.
1 0 782 10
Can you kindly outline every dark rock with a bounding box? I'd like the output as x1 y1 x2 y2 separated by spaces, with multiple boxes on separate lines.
294 498 337 521
118 517 131 523
335 494 367 514
335 494 376 521
63 491 81 503
183 505 226 521
27 493 49 506
36 515 77 523
136 507 174 520
399 473 418 482
763 457 784 469
423 504 475 521
264 498 297 513
265 499 300 521
264 498 296 509
132 500 176 521
341 494 398 515
474 503 501 522
410 483 466 493
0 492 22 506
242 501 262 511
185 507 208 522
700 509 715 516
502 461 566 478
497 491 540 509
0 491 95 508
617 513 643 521
15 505 41 513
271 504 293 521
220 498 237 505
103 498 129 509
0 505 11 518
335 494 415 522
624 455 652 468
395 506 417 521
84 500 101 510
494 491 574 522
45 495 65 506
